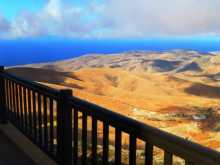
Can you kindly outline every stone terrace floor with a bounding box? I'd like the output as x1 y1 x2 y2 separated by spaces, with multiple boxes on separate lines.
0 130 35 165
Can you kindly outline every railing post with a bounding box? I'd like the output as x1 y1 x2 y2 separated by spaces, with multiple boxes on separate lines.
0 66 7 124
58 89 73 165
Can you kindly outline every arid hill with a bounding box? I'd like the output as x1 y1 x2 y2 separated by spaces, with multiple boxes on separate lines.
8 50 220 152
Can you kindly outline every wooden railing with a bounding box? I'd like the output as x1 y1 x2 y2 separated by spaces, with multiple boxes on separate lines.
0 66 220 165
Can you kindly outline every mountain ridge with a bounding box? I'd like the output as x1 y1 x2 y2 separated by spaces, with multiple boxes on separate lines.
19 50 219 75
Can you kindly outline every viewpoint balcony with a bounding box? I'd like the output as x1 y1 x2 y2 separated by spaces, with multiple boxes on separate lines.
0 66 220 165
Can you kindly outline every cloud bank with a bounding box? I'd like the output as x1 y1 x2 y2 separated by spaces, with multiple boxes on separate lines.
104 0 220 37
0 0 220 38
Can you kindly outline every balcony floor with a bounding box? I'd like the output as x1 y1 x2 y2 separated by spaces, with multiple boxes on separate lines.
0 130 35 165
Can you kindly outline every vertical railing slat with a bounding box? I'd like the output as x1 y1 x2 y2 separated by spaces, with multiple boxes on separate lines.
4 80 9 118
9 81 13 121
28 89 32 137
16 84 21 129
82 111 87 165
57 96 62 162
0 67 6 123
92 117 98 165
49 97 54 155
5 80 10 117
19 85 24 131
5 80 10 121
115 129 122 165
13 82 18 125
145 143 153 165
15 83 19 125
32 91 37 142
58 90 73 165
43 96 48 150
10 81 15 123
164 151 173 165
103 122 109 165
129 135 136 165
38 93 43 147
73 108 78 165
23 88 28 134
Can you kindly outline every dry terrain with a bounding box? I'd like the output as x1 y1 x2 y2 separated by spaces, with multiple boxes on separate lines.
8 50 220 153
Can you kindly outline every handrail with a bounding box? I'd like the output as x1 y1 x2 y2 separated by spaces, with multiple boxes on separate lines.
69 96 220 164
2 71 60 99
0 66 220 165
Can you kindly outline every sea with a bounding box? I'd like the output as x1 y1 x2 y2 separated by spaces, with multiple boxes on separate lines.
0 37 220 66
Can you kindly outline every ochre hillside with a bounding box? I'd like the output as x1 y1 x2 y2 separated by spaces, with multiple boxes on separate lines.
8 51 220 151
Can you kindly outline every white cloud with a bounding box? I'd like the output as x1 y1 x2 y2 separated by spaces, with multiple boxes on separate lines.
1 0 220 38
8 0 95 38
10 11 48 37
101 0 220 37
44 0 62 21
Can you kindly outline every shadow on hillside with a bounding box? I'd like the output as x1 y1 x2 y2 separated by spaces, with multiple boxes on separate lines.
195 108 220 132
6 67 84 90
160 106 220 132
184 83 220 99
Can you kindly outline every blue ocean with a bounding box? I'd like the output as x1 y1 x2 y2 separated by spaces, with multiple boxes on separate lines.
0 37 220 66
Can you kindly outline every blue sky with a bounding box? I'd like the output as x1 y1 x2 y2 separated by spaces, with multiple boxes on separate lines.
0 0 219 39
0 0 45 20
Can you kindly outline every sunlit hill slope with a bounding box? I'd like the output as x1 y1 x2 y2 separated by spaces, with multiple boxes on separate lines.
8 50 220 151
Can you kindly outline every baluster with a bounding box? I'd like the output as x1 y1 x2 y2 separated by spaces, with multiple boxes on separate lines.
9 81 13 121
73 108 78 165
15 84 21 129
82 111 87 165
164 151 173 165
49 98 54 154
129 135 136 165
57 97 62 162
6 80 11 119
103 122 109 165
43 96 48 150
4 79 9 118
10 81 15 123
19 86 24 131
13 83 17 125
14 83 19 126
8 80 13 122
92 117 98 165
38 93 43 147
145 143 153 165
4 80 7 110
115 129 122 165
0 68 6 123
58 89 73 165
23 88 28 133
0 78 8 116
11 82 15 122
28 89 32 137
32 91 37 142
